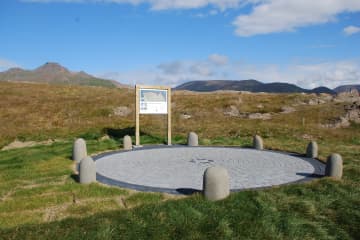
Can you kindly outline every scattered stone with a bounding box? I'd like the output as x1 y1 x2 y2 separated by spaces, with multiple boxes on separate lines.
123 135 132 150
281 106 296 114
321 101 360 128
253 135 264 150
99 135 110 141
187 132 199 146
325 153 343 179
344 101 360 123
319 93 333 102
79 156 96 184
321 116 350 129
302 134 313 140
180 113 192 119
203 166 230 201
308 98 326 105
235 97 243 104
335 89 359 102
72 138 87 163
223 105 240 117
112 106 132 117
248 113 272 120
306 141 318 158
256 104 264 109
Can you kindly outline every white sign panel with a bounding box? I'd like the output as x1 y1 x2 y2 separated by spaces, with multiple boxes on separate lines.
139 88 168 114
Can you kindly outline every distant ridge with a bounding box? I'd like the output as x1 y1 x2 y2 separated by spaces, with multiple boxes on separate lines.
333 84 360 93
175 80 336 94
0 62 127 88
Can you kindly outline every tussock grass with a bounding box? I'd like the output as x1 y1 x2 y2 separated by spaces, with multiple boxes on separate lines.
0 82 359 239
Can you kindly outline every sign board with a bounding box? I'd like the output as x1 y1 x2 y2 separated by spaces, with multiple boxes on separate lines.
139 89 168 114
135 85 171 146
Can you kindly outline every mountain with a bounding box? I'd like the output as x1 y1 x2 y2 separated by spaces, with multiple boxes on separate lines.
0 62 125 88
175 80 336 94
311 86 336 94
333 85 360 93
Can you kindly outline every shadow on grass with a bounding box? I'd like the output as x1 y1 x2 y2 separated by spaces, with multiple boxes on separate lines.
103 127 167 145
176 188 201 195
71 173 79 183
104 127 135 139
296 172 324 178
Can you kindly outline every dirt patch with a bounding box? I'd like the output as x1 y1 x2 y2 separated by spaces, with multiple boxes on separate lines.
1 139 59 151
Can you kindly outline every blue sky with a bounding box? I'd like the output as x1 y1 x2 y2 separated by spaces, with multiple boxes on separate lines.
1 0 360 88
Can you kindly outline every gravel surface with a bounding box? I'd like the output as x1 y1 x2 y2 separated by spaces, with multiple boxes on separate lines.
95 146 325 194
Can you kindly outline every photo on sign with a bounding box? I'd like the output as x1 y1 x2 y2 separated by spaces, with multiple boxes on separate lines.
139 89 168 114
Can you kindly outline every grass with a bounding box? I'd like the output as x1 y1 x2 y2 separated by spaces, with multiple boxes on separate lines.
0 81 359 239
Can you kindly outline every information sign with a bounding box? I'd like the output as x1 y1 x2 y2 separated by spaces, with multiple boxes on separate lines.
139 89 168 114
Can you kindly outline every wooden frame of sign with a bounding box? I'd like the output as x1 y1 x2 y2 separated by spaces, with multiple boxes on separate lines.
135 85 171 146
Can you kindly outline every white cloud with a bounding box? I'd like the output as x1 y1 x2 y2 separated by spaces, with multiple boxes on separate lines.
157 61 184 74
208 54 228 65
233 0 360 36
97 54 360 89
0 58 21 71
344 25 360 35
23 0 250 10
24 0 360 36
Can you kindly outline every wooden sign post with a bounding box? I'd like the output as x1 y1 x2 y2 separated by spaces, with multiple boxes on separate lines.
135 85 171 146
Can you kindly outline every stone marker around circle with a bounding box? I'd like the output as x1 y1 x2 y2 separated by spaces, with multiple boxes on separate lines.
253 135 263 150
73 138 87 163
306 141 318 158
123 135 132 150
188 132 198 146
79 156 96 184
325 153 343 179
203 166 230 201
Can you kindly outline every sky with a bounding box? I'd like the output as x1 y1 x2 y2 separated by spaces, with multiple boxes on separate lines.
0 0 360 89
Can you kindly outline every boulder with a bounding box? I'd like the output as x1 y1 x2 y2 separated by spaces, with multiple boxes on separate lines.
112 106 132 117
123 135 132 150
79 156 96 184
187 132 198 146
325 153 343 179
72 138 87 163
253 135 263 150
203 166 230 201
306 141 318 158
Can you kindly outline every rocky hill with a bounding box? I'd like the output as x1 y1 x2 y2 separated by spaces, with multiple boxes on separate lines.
333 84 360 93
0 62 126 88
175 80 335 94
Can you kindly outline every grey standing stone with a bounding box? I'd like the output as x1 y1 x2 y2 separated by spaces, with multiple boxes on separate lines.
325 153 343 179
306 141 318 158
73 138 87 163
79 156 96 184
187 132 198 146
123 135 132 150
253 135 263 150
203 166 230 201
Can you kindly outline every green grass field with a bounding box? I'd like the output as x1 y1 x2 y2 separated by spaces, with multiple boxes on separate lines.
0 82 359 239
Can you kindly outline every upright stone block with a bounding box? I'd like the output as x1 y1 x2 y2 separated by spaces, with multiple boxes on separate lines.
73 138 87 163
325 153 343 179
253 135 263 150
123 135 132 150
79 156 96 184
306 141 318 158
187 132 198 146
203 166 230 201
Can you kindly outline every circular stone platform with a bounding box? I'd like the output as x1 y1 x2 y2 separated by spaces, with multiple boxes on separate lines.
95 146 325 195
